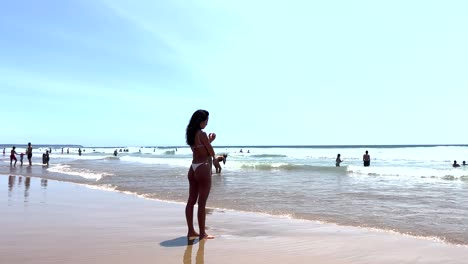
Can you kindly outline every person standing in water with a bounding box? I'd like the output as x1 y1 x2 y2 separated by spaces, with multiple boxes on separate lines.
10 146 18 166
213 154 228 173
20 152 24 166
26 142 33 166
336 154 343 167
185 109 216 240
363 150 370 167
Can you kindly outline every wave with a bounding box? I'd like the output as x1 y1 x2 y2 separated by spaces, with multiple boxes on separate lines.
250 154 288 158
347 165 468 180
46 164 113 181
240 163 347 172
101 156 120 160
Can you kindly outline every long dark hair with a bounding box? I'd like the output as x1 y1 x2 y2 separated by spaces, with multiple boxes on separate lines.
186 109 209 146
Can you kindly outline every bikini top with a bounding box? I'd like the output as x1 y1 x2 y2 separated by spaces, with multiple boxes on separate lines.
191 131 206 150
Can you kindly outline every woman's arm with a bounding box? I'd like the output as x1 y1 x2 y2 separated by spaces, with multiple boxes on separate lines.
200 131 216 157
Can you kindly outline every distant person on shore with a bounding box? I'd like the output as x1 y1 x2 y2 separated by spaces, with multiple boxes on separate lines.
363 150 370 167
67 148 69 154
26 142 33 166
336 154 343 167
463 161 466 166
213 154 228 173
61 148 64 154
185 109 216 240
42 150 50 166
453 160 460 168
114 149 118 156
10 146 18 166
20 152 24 166
78 148 82 156
2 148 5 155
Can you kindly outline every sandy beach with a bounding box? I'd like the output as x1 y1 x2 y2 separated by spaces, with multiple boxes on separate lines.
1 174 467 264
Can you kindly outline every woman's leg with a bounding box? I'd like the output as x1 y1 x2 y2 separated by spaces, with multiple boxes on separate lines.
213 159 220 173
185 167 199 237
194 163 213 239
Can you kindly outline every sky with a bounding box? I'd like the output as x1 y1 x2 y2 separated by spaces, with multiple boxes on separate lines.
1 0 467 146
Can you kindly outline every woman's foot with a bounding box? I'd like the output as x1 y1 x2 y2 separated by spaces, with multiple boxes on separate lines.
199 233 215 240
187 231 199 239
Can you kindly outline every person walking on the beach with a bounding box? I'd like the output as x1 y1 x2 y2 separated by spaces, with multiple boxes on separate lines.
213 154 228 173
336 154 343 167
185 109 216 240
363 150 370 167
26 142 33 166
10 146 18 166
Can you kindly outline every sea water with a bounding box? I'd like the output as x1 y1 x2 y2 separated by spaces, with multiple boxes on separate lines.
2 145 468 245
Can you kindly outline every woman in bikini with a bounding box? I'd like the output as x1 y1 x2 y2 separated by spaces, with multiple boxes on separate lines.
185 109 216 240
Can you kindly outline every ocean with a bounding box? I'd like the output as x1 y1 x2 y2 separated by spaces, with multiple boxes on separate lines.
2 144 468 245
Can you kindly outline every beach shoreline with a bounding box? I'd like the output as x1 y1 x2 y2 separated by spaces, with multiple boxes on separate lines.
1 174 467 264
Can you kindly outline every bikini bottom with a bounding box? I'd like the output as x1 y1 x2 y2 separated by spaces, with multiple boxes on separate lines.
191 162 203 171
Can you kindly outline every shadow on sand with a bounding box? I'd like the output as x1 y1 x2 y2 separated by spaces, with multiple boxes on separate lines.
160 236 199 247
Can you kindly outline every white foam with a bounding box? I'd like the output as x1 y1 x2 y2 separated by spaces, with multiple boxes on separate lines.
47 164 113 181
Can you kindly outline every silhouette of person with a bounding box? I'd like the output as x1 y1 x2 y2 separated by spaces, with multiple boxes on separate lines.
42 150 50 165
19 152 24 166
10 146 18 166
26 142 33 166
336 154 343 167
363 150 370 167
113 149 118 156
78 148 82 156
453 160 460 168
185 109 216 240
463 161 466 166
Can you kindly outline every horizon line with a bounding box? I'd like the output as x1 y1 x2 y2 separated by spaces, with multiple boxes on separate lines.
1 144 467 148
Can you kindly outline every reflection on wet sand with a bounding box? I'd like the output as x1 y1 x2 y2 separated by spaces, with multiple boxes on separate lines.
41 178 48 188
183 239 206 264
7 175 48 202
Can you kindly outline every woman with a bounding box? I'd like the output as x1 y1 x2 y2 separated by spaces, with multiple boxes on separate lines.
185 109 216 240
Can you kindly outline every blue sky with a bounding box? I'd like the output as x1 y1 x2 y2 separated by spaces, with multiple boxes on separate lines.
1 0 466 146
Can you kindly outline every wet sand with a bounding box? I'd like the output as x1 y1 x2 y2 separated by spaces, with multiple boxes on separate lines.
1 175 467 264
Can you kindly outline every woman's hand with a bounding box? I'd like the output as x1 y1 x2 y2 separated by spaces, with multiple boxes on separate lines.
208 133 216 142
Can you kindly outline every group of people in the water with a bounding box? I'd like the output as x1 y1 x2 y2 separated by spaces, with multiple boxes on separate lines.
335 150 466 168
4 143 34 167
452 160 466 167
335 150 371 167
